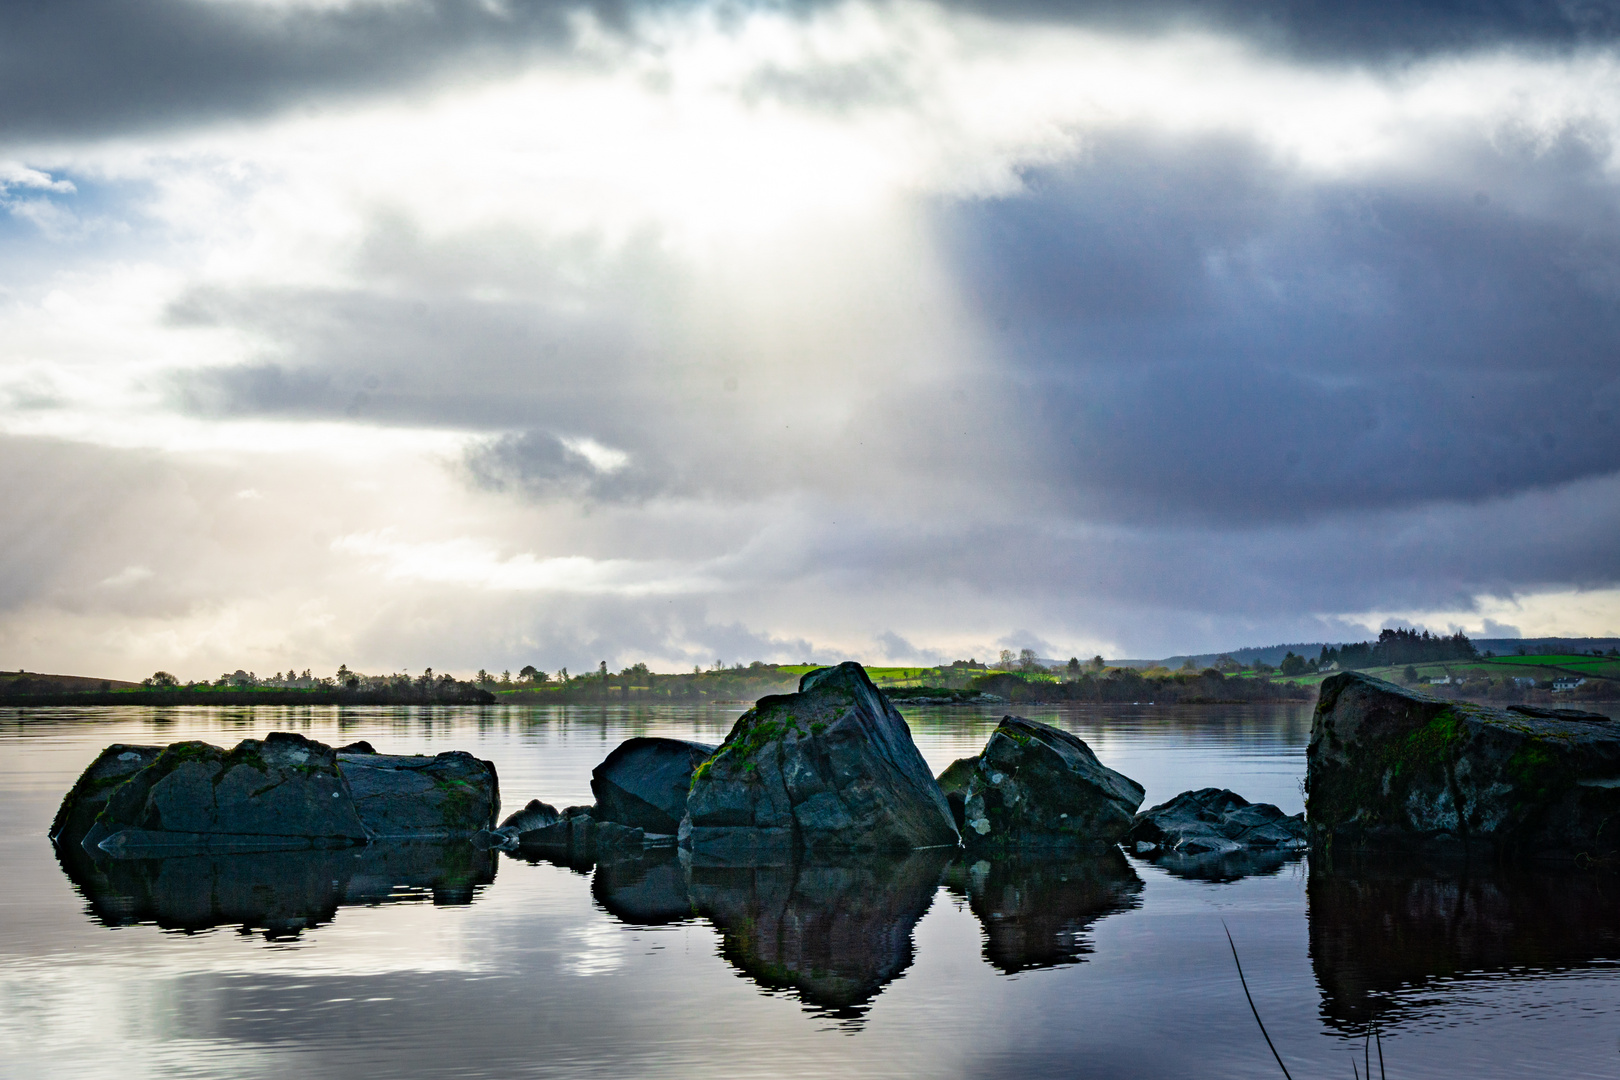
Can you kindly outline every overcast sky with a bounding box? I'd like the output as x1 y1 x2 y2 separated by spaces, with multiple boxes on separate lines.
4 0 1620 680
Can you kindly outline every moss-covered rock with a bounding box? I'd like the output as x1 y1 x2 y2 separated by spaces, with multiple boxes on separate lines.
57 734 500 855
682 662 958 858
49 744 163 849
958 716 1145 854
1306 671 1620 860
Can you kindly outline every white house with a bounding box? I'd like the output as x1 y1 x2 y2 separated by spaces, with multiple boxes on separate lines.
1553 677 1586 693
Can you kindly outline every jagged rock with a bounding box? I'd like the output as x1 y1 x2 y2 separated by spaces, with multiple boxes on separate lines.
1307 671 1620 860
591 738 716 834
49 744 163 848
84 733 370 853
1126 788 1306 857
681 662 958 859
958 716 1144 853
56 734 501 855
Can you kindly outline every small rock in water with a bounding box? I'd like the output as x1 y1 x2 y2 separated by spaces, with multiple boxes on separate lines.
1125 788 1306 857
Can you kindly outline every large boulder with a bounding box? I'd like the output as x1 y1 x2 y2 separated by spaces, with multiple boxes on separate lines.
591 737 716 834
84 733 370 853
1307 671 1620 860
57 733 500 854
681 662 959 858
1126 788 1306 857
958 716 1144 853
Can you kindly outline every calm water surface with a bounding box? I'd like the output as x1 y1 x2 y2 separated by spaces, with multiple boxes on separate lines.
2 702 1617 1079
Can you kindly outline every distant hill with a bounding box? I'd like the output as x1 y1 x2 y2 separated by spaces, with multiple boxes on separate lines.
1149 637 1620 670
0 670 141 693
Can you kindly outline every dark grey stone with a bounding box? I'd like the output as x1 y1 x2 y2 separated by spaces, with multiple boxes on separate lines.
1126 787 1306 857
89 734 369 852
499 798 560 833
591 738 716 834
1307 671 1620 860
49 744 163 849
958 716 1145 853
337 750 500 839
936 756 977 833
681 662 958 856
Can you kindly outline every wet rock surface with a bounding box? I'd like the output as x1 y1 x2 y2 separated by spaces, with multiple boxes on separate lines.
681 663 958 858
1307 671 1620 859
945 850 1143 973
338 750 500 839
958 716 1145 853
591 737 716 834
1126 787 1306 857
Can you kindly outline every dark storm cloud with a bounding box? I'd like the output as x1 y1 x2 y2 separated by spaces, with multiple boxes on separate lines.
10 0 1620 146
0 0 619 141
942 132 1620 524
933 0 1620 63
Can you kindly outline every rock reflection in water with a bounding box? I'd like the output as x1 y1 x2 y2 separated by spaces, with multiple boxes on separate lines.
591 849 695 925
1139 846 1303 884
1309 854 1620 1029
683 848 951 1021
58 840 496 938
945 850 1143 973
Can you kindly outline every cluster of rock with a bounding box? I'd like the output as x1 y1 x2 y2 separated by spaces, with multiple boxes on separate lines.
54 662 1320 874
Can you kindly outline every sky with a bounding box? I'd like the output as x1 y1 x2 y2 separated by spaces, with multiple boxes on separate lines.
4 0 1620 680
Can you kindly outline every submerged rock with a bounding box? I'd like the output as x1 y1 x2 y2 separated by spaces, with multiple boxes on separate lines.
54 733 500 855
681 663 958 859
958 716 1144 853
591 737 716 834
1126 788 1306 857
1306 671 1620 860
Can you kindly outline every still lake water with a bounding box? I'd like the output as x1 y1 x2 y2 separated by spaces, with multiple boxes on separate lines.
3 702 1618 1079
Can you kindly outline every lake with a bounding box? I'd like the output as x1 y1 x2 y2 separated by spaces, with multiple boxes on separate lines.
3 702 1617 1079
